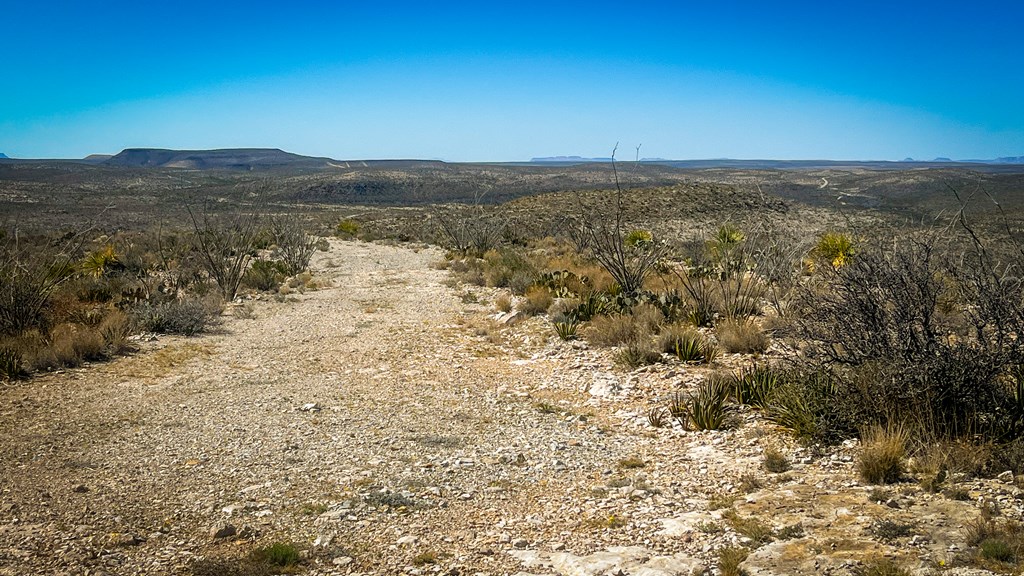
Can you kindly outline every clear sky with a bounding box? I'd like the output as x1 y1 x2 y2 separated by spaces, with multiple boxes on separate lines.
1 1 1021 161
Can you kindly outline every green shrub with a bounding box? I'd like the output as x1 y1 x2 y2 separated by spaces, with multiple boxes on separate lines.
658 325 716 364
812 231 855 269
242 259 288 292
553 318 579 341
252 542 300 567
483 249 538 294
336 219 360 238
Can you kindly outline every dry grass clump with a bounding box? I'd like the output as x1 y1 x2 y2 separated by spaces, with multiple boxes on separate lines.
716 319 769 354
859 426 908 484
717 546 749 576
494 293 513 313
630 303 665 334
852 558 912 576
762 448 791 473
615 339 662 369
585 314 640 347
518 286 553 316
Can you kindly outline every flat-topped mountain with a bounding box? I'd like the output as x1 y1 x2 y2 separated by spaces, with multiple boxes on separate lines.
103 148 338 170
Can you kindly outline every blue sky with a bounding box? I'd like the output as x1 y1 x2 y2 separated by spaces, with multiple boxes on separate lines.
1 1 1021 161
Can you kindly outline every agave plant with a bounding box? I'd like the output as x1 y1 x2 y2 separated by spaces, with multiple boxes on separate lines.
733 365 779 408
553 318 579 341
671 378 733 430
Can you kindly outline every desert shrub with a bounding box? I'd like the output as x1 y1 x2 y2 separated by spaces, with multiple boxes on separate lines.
483 249 538 294
187 194 265 300
615 340 662 369
717 274 764 320
870 519 914 542
791 230 1024 442
585 314 639 347
717 319 769 354
859 426 908 484
723 509 774 544
242 259 288 292
676 275 716 327
434 204 506 256
630 302 664 334
134 298 220 336
251 542 300 568
336 218 360 238
494 293 512 312
671 377 733 430
270 214 317 275
519 286 553 316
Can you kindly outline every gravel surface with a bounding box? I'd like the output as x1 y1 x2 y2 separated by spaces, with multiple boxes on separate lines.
1 239 1018 576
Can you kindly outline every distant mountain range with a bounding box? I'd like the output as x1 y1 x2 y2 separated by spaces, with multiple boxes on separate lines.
0 153 8 159
2 148 1022 169
530 156 614 163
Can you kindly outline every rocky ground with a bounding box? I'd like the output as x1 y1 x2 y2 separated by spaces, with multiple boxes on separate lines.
0 239 1019 576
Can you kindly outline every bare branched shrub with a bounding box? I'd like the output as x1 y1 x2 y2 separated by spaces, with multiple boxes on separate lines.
576 145 667 295
433 191 507 256
270 213 317 276
187 186 267 301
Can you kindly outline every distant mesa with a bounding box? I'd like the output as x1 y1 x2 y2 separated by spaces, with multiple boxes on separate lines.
82 154 113 163
993 156 1024 164
902 157 915 162
530 156 614 163
0 152 8 159
103 148 337 170
933 157 954 162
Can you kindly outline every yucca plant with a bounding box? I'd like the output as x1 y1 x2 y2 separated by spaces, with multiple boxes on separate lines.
672 378 733 430
812 231 855 269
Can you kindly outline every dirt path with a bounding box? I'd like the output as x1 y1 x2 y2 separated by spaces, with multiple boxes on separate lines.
0 240 650 575
0 240 1007 576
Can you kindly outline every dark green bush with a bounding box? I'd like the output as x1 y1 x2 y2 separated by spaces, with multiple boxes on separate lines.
242 259 288 292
